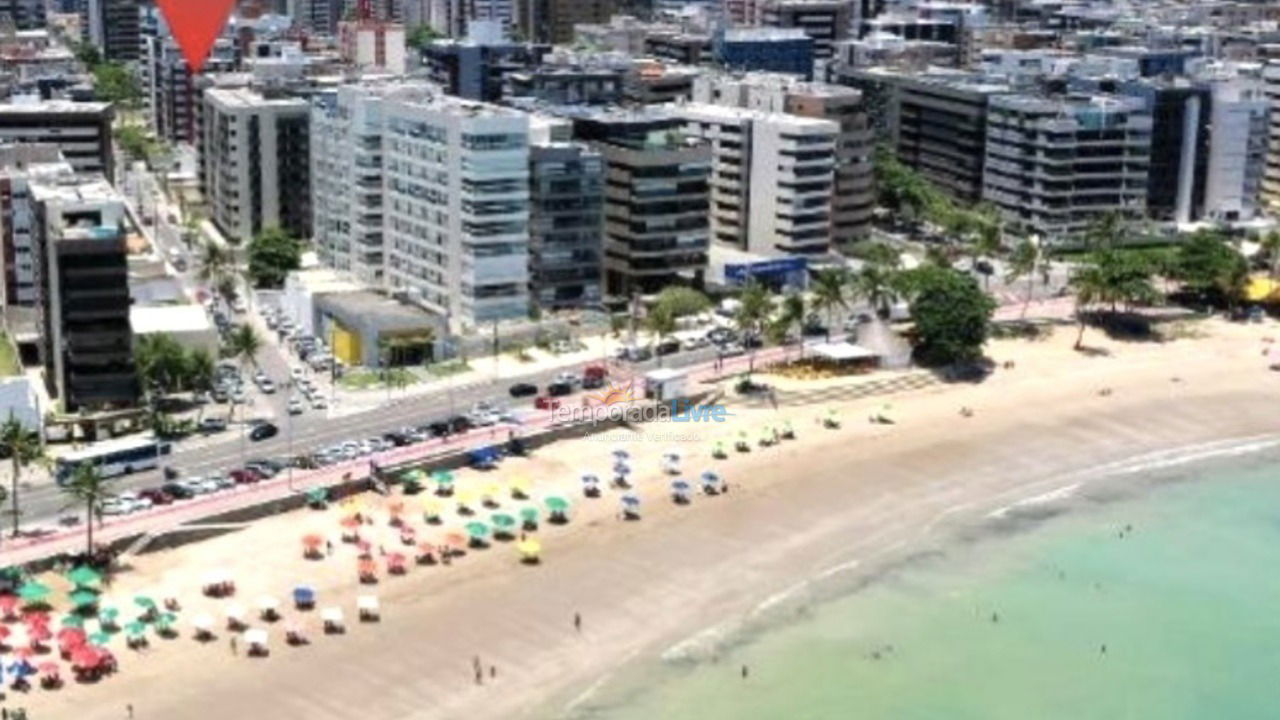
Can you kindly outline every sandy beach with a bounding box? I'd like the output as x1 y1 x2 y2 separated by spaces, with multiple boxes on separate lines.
10 317 1280 720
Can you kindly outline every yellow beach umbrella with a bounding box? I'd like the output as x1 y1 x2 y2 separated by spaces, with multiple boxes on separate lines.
517 538 541 559
509 475 531 498
455 488 479 508
482 483 503 501
420 497 444 517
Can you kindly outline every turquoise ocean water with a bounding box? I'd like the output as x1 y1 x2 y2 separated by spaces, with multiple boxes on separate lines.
572 448 1280 720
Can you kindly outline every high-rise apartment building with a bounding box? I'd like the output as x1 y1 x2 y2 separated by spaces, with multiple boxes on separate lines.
0 146 72 308
145 34 236 144
693 72 874 246
0 100 115 179
528 141 604 309
200 88 311 243
32 174 139 412
380 88 531 329
311 84 390 286
83 0 143 62
0 0 47 29
572 109 711 298
1203 79 1270 223
759 0 855 62
681 103 838 256
515 0 617 45
1258 62 1280 213
983 94 1152 240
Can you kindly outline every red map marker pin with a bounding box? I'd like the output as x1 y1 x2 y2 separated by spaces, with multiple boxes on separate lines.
156 0 237 73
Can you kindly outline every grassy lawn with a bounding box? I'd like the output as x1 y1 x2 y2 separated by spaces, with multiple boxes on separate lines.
338 368 419 390
0 332 20 376
425 359 471 378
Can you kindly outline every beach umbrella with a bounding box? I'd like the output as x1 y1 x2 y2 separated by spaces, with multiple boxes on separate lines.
672 479 691 493
430 470 455 485
519 506 539 524
24 610 50 626
0 594 17 615
70 647 100 670
612 461 631 475
292 586 315 605
464 521 489 539
580 473 600 486
65 566 102 588
225 604 246 623
59 614 85 628
611 447 630 461
420 497 444 516
388 500 406 516
481 482 503 500
545 496 570 513
490 513 516 530
57 626 86 646
339 515 362 530
133 596 156 611
320 607 344 625
456 488 479 508
517 539 541 560
244 628 268 647
401 469 425 483
124 621 147 638
88 632 111 646
37 661 59 677
386 552 407 566
305 487 328 505
7 659 34 679
0 624 9 641
98 606 119 624
191 613 215 632
257 596 279 613
620 494 641 508
17 581 49 604
357 595 379 615
442 532 468 550
509 475 531 497
68 590 98 608
302 533 324 550
357 558 378 577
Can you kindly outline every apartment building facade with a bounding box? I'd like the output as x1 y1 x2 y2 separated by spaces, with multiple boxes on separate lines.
0 100 115 179
528 142 604 309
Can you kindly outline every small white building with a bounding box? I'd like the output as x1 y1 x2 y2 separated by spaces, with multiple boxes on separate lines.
130 304 219 355
338 21 407 75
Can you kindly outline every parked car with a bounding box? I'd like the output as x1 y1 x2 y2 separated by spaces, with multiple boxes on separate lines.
310 395 328 410
583 364 608 390
138 488 174 505
509 382 538 398
248 421 279 441
200 417 228 433
100 496 133 515
259 379 277 394
161 482 195 499
229 468 262 484
180 478 212 495
655 338 681 356
208 473 235 490
287 397 304 415
547 381 573 397
118 492 151 512
244 460 279 478
535 396 562 410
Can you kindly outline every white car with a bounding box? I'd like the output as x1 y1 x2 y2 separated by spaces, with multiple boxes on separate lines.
231 297 247 313
119 492 152 512
208 472 235 490
554 372 581 387
310 394 328 410
100 496 134 515
259 379 277 394
287 397 305 415
290 367 306 381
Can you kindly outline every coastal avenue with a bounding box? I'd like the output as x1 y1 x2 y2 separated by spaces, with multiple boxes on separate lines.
13 344 741 540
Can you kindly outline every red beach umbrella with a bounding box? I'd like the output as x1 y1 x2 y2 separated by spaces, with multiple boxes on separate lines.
302 533 324 548
0 624 10 640
57 627 86 648
28 624 52 642
0 594 17 616
339 515 361 529
443 532 467 549
38 661 59 676
71 647 100 670
357 558 377 576
23 610 50 627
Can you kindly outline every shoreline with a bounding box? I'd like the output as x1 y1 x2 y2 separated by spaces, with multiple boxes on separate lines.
15 320 1280 720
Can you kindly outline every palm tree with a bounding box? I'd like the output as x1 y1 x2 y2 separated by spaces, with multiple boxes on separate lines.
853 265 900 319
196 240 231 287
1006 238 1046 319
225 324 261 423
186 348 215 394
734 282 773 377
646 307 677 367
1070 265 1107 350
810 269 850 341
0 414 43 538
62 462 107 554
778 292 806 356
1261 230 1280 280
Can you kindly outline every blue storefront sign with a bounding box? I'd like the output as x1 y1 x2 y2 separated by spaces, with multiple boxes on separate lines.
725 257 809 288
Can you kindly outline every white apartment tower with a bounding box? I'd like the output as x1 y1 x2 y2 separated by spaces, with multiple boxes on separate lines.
680 103 838 256
380 87 530 330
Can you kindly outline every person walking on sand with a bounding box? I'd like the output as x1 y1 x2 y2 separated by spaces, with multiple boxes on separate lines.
326 540 333 557
230 636 238 655
741 665 749 679
128 703 134 718
574 612 582 633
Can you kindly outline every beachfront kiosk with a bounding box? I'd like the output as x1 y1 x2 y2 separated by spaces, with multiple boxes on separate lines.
644 368 688 402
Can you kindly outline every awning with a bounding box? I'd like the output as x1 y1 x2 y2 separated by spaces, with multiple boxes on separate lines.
809 342 879 362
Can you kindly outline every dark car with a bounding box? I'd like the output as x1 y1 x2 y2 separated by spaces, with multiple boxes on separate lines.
383 431 412 447
655 338 681 356
547 381 573 397
161 482 195 500
508 382 538 398
582 375 605 390
138 488 174 505
229 468 262 484
248 422 279 441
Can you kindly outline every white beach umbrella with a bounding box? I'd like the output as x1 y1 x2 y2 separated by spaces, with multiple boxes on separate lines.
191 613 215 631
320 607 344 624
243 628 268 646
356 595 379 613
257 596 280 612
225 604 246 621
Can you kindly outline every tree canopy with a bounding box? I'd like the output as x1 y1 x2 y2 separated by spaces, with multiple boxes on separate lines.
651 286 711 319
1172 229 1248 307
135 334 215 396
904 266 996 367
247 227 301 288
92 62 140 107
407 25 442 50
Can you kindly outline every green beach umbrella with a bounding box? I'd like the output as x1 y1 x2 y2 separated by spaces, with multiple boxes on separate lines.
60 614 85 628
65 566 102 587
544 496 569 513
98 606 119 622
519 506 539 523
124 621 147 637
464 521 489 539
430 471 455 486
157 612 177 628
490 513 516 530
17 581 50 603
88 631 111 646
133 596 156 611
69 590 99 608
402 469 425 482
305 487 328 503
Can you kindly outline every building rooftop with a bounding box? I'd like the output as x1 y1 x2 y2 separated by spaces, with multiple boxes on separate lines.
130 304 214 336
0 98 111 114
680 102 839 132
29 173 119 209
315 291 443 333
722 27 811 42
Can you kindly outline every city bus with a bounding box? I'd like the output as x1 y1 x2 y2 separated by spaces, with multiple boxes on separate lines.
54 436 173 485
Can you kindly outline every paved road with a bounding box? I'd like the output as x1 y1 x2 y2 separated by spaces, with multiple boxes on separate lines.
23 346 725 524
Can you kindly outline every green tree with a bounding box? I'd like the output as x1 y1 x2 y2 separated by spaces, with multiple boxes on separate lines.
1068 249 1159 349
1006 238 1047 319
247 226 301 288
134 333 189 395
93 62 140 107
0 414 43 538
646 306 677 367
651 286 711 319
197 240 232 286
777 292 806 348
407 25 442 50
62 463 108 553
810 269 850 341
734 282 773 376
73 41 102 68
1260 230 1280 280
854 265 901 319
905 266 997 366
187 348 216 393
115 123 152 161
1174 229 1249 309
